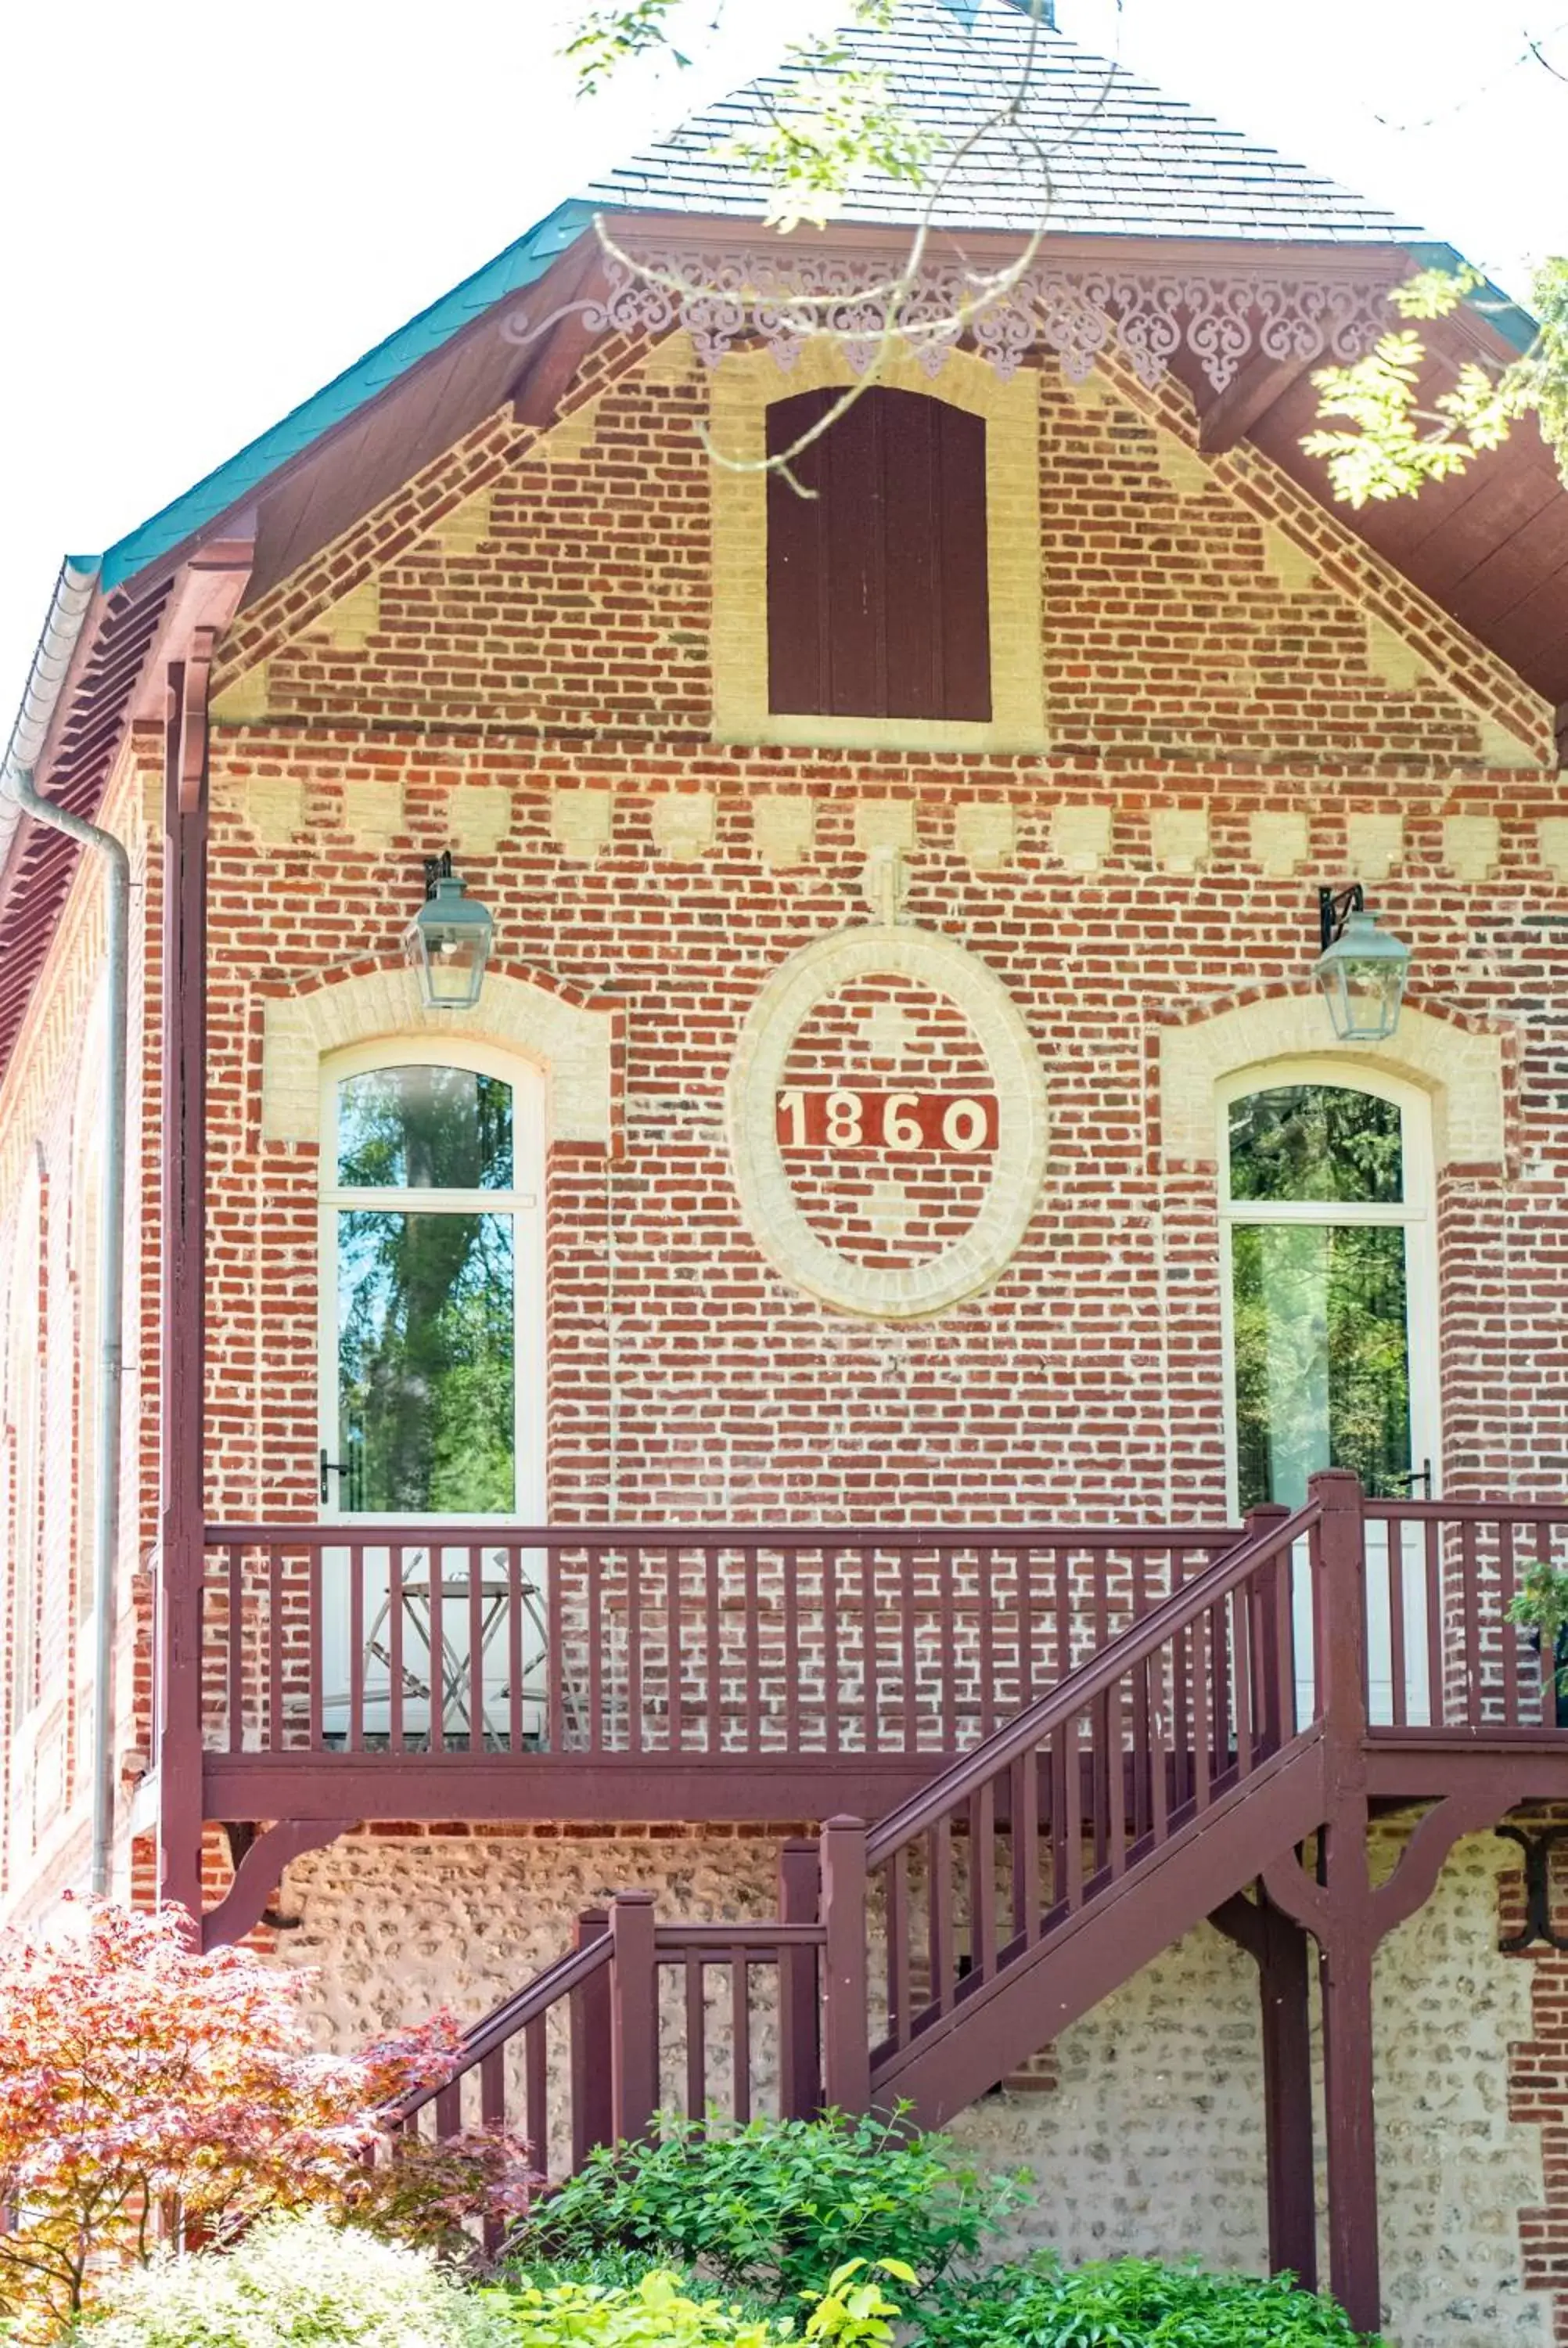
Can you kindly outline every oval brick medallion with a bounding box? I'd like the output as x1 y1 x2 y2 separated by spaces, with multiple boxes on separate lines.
725 924 1048 1320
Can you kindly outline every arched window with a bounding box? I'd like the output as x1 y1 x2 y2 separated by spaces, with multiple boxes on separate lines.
318 1045 545 1519
766 386 991 722
1218 1065 1438 1514
7 1163 43 1730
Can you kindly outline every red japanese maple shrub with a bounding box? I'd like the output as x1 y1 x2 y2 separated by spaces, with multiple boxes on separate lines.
0 1897 531 2341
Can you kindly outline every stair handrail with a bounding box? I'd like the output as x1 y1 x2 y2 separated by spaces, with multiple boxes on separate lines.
865 1498 1320 1866
392 1930 612 2125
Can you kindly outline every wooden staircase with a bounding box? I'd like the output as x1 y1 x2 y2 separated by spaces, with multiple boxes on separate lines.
397 1496 1326 2143
396 1474 1568 2332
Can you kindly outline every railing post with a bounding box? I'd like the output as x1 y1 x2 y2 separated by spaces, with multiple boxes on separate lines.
1310 1470 1369 1744
778 1838 821 2120
609 1891 660 2146
820 1817 871 2113
1307 1470 1379 2332
569 1907 613 2166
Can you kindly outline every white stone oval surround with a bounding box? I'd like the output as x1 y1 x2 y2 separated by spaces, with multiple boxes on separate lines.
725 923 1049 1320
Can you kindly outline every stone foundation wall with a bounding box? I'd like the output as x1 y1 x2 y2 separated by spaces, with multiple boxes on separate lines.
277 1824 1548 2348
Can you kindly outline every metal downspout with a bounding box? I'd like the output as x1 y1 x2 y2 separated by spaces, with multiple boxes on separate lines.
2 557 128 1897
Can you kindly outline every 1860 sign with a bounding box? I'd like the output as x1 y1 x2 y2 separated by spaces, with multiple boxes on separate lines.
726 922 1048 1321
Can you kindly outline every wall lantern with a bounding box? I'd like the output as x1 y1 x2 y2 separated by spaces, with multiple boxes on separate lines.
405 852 494 1010
1314 884 1411 1043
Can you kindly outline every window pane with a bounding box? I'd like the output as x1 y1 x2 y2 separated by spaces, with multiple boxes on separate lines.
336 1067 513 1190
1228 1086 1402 1205
1232 1223 1411 1511
337 1209 515 1512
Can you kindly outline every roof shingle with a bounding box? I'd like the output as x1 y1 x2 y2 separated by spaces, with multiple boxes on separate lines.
584 0 1419 243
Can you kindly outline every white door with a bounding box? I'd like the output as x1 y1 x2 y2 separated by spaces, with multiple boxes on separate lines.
317 1046 546 1750
1219 1068 1439 1727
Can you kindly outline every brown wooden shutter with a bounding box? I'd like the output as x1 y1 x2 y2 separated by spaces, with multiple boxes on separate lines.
766 387 991 722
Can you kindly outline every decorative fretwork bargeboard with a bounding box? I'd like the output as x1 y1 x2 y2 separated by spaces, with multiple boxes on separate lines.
505 245 1395 391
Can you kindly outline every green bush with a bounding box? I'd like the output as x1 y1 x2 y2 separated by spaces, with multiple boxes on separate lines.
484 2259 915 2348
921 2254 1386 2347
78 2209 505 2348
508 2112 1028 2306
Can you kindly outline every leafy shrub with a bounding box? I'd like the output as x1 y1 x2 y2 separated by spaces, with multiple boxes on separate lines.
0 1899 530 2341
921 2254 1386 2347
79 2209 506 2347
484 2258 916 2348
509 2111 1028 2304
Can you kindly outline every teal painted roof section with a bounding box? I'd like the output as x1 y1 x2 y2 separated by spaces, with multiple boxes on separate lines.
100 200 598 593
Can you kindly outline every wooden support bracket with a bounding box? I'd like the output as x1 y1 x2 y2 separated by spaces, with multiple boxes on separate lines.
201 1820 351 1951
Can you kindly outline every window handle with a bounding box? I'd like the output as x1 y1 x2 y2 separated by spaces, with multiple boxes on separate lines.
320 1446 354 1506
1383 1458 1433 1498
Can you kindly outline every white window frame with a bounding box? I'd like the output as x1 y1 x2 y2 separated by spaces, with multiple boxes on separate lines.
317 1039 545 1525
1216 1057 1440 1518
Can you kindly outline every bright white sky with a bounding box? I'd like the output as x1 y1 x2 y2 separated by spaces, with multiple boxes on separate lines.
0 0 1563 729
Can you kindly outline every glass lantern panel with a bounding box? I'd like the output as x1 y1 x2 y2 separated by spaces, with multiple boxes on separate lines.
337 1066 514 1190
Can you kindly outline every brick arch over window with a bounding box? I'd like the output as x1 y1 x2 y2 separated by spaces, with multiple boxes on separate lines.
258 962 623 1151
767 385 991 723
1159 994 1505 1169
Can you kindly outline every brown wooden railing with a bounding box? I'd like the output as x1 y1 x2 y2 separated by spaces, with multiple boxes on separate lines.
198 1521 1243 1764
860 1499 1316 2087
393 1844 825 2207
1362 1500 1568 1733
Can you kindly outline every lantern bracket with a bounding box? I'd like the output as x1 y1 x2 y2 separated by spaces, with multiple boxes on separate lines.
1318 883 1365 953
423 849 455 901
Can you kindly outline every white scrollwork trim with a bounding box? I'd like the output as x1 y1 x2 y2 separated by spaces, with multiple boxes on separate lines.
505 249 1392 395
725 924 1049 1320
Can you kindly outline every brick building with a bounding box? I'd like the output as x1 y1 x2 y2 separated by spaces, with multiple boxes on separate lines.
2 2 1568 2339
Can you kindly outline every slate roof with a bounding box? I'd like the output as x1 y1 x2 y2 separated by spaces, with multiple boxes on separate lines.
585 0 1419 243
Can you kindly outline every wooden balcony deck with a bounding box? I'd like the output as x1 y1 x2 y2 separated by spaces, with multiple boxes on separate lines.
186 1500 1568 1824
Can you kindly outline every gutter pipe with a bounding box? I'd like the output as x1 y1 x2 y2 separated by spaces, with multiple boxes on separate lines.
2 556 128 1899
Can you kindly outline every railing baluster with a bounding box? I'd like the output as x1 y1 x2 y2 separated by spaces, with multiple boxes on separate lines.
1192 1608 1210 1810
509 1548 524 1756
888 1845 911 2047
930 1817 955 2013
1231 1586 1253 1778
861 1547 878 1756
685 1950 705 2119
1461 1519 1481 1726
523 2018 547 2179
308 1547 322 1752
1498 1517 1519 1728
902 1549 919 1756
469 1547 484 1755
746 1547 762 1755
1105 1680 1124 1880
783 1547 800 1756
731 1954 751 2123
628 1547 645 1757
1012 1748 1040 1944
979 1548 996 1740
705 1547 721 1757
825 1552 840 1756
1055 1547 1072 1683
1383 1516 1407 1729
973 1780 998 1981
389 1547 405 1756
940 1544 957 1751
1424 1517 1443 1730
1063 1719 1084 1911
588 1549 604 1755
668 1547 684 1755
349 1544 365 1756
268 1545 284 1752
228 1543 244 1756
1091 1689 1111 1875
